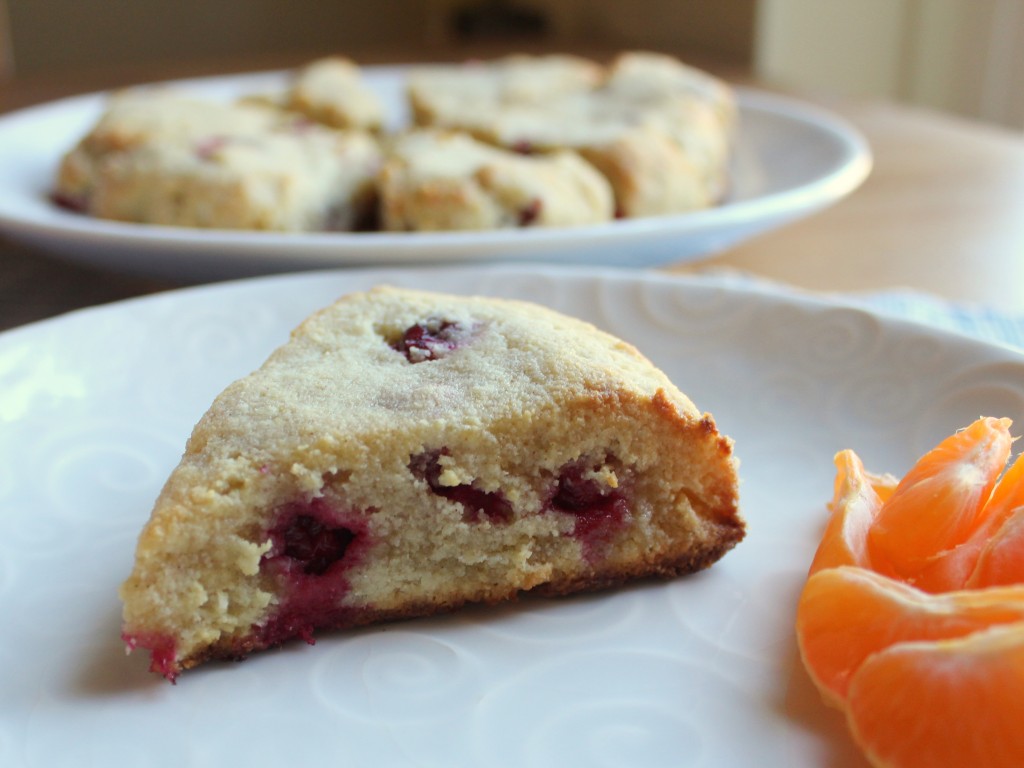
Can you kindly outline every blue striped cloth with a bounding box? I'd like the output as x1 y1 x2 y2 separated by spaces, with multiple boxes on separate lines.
846 289 1024 351
700 270 1024 352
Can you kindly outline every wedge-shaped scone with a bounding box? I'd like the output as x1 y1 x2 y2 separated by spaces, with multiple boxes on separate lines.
55 89 382 231
120 287 744 680
378 130 614 231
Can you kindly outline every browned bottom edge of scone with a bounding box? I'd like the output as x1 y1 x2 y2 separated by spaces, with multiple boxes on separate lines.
165 523 744 678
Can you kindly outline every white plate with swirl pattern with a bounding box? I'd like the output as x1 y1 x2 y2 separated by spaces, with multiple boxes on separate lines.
0 66 870 282
2 265 1021 767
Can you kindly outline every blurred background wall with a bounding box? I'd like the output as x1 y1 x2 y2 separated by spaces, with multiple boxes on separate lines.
756 0 1024 130
3 0 434 74
1 0 755 75
2 0 1021 129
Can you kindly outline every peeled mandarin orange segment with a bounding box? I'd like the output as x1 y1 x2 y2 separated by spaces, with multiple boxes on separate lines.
867 469 899 504
807 450 885 576
914 451 1024 593
966 508 1024 588
982 449 1024 523
867 417 1013 580
796 565 1024 707
846 623 1024 768
912 541 983 594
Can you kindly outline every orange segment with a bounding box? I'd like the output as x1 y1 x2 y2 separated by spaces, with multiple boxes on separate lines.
867 417 1013 579
982 448 1024 526
846 623 1024 768
796 565 1024 706
807 450 886 575
914 451 1024 592
966 508 1024 588
867 469 899 503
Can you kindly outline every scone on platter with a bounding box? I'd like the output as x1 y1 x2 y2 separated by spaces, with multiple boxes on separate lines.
280 56 385 133
55 90 382 231
407 51 736 216
377 130 614 231
120 286 744 681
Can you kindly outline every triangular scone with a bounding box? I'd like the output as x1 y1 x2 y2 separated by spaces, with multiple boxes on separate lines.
120 286 744 680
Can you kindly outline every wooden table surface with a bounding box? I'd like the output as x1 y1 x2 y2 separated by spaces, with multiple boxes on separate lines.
3 49 1024 332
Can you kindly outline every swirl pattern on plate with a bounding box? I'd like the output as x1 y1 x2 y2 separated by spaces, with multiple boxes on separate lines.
472 650 781 767
311 630 485 723
473 590 643 643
